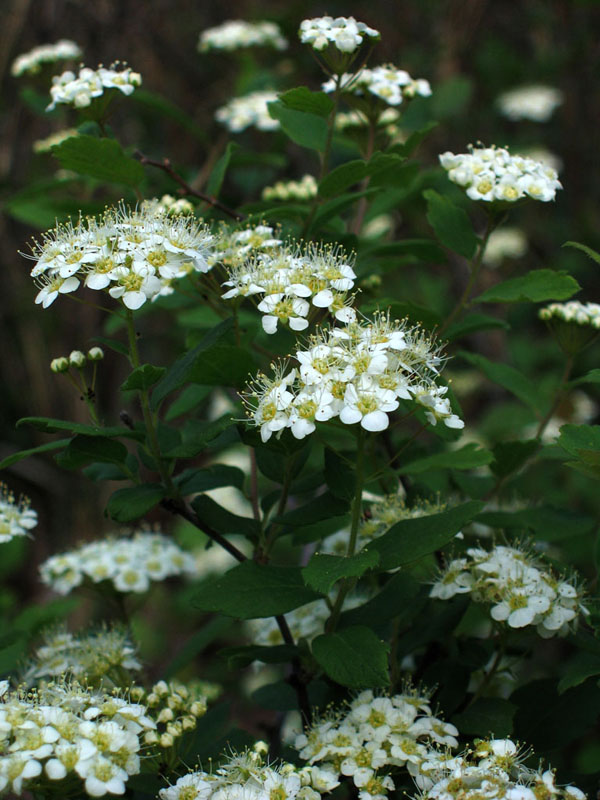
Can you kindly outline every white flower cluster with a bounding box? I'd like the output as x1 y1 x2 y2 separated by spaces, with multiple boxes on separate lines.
497 84 563 122
22 625 141 687
131 680 207 750
539 301 600 329
25 204 213 310
262 175 318 202
482 228 527 267
198 20 288 52
321 495 449 556
323 65 431 106
142 194 195 217
0 680 154 797
295 688 459 800
299 16 380 53
439 145 562 203
417 738 586 800
221 243 358 334
210 223 282 268
47 64 141 111
215 91 279 133
33 128 79 153
243 314 463 441
0 483 37 544
11 40 82 77
160 746 336 800
430 544 586 637
39 531 197 595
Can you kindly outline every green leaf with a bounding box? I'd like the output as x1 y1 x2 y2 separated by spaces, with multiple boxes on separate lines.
279 87 334 117
402 443 493 474
475 506 596 541
51 135 145 187
324 448 355 500
342 572 424 628
558 423 600 457
460 351 541 410
362 239 446 264
302 550 379 595
312 626 390 688
392 121 438 157
175 465 245 495
254 438 311 484
313 189 378 226
569 368 600 388
275 491 350 527
165 385 212 422
193 562 322 619
267 101 328 151
491 440 538 478
164 416 236 458
452 698 516 737
219 644 297 669
55 435 129 470
206 142 238 197
106 484 166 522
423 189 477 258
563 240 600 266
365 501 484 570
191 495 260 540
16 417 143 440
121 364 166 392
445 313 510 342
0 438 72 470
319 159 367 198
476 269 580 304
558 652 600 694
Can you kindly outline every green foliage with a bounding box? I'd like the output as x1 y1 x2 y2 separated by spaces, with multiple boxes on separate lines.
312 626 390 688
302 551 379 594
267 101 328 151
460 351 542 410
423 189 477 258
402 443 493 474
279 87 334 117
121 364 166 391
476 269 580 303
106 483 166 522
51 135 145 186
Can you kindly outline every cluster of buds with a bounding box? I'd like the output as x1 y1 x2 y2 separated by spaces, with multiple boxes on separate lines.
131 681 208 750
539 300 600 355
50 347 103 373
198 20 288 52
262 175 318 202
215 90 280 133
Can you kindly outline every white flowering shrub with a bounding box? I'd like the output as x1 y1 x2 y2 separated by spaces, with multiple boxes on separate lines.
1 5 599 800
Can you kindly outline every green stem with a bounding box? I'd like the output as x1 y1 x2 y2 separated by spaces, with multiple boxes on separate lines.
439 213 500 335
326 429 366 632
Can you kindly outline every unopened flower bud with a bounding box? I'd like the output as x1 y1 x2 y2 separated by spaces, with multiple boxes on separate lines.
130 686 145 701
69 350 86 368
166 722 182 737
254 740 269 755
144 730 159 744
182 715 197 730
50 357 69 373
190 700 207 717
87 346 104 361
157 707 174 723
159 732 174 748
153 680 169 696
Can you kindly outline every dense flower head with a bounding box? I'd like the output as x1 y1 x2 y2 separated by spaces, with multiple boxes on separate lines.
47 63 141 110
24 203 214 310
0 483 38 544
130 681 208 750
482 228 527 267
323 65 431 106
243 313 462 441
215 91 280 132
497 84 563 122
210 223 283 268
430 544 586 637
11 40 82 77
21 625 141 687
160 746 333 800
221 242 358 333
262 174 318 202
416 737 586 800
198 20 288 52
299 16 380 53
0 679 154 797
321 495 449 556
539 301 600 329
39 531 197 595
439 145 562 203
295 687 459 800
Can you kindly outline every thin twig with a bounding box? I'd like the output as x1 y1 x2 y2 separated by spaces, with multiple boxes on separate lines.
134 151 245 220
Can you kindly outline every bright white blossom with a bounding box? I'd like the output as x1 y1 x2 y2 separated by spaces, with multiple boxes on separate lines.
323 65 431 107
430 544 586 637
215 91 280 132
299 16 380 53
539 301 600 329
39 531 197 595
11 40 81 77
199 20 287 52
439 145 562 203
417 737 586 800
243 313 462 440
497 85 563 122
295 688 459 800
24 204 214 310
262 175 318 202
47 64 141 111
0 483 38 544
482 228 527 267
160 747 330 800
0 680 154 797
